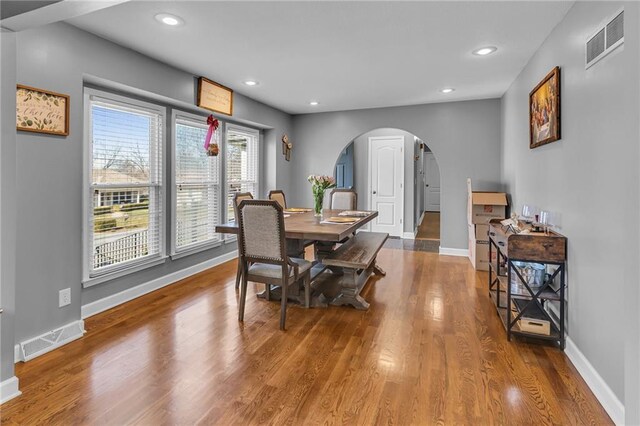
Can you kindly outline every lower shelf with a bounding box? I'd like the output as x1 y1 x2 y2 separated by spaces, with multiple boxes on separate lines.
489 289 562 342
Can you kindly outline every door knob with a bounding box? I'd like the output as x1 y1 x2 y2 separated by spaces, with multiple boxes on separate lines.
426 184 429 187
373 191 377 194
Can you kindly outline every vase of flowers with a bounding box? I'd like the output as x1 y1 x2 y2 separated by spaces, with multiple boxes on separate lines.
307 175 336 217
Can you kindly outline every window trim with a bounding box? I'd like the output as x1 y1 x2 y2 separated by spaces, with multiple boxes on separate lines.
82 87 167 286
170 109 223 258
223 123 260 243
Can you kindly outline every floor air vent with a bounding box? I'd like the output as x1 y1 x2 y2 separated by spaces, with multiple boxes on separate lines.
19 321 85 361
586 9 624 69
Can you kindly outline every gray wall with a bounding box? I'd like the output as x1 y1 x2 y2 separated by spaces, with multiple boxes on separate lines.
0 30 18 381
333 141 354 189
291 99 502 248
500 1 639 419
13 22 293 343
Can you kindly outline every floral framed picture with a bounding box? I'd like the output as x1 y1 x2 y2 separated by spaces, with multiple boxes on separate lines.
529 66 560 149
16 85 70 136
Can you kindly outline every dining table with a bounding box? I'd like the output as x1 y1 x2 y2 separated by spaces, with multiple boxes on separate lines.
215 208 385 309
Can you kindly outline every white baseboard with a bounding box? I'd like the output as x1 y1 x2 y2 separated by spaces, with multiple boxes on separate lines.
0 376 21 404
402 231 416 240
417 211 426 227
14 344 21 363
81 250 238 319
439 247 469 257
565 337 625 425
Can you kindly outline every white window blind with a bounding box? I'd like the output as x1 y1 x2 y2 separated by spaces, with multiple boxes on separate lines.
225 125 259 222
173 114 221 252
87 93 164 277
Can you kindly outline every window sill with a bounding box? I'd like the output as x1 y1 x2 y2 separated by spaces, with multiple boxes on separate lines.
82 256 167 288
171 241 223 260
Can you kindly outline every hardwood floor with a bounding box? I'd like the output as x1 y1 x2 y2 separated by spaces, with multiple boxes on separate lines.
1 248 611 425
416 212 440 241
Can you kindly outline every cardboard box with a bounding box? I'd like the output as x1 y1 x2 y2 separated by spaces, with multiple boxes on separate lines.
475 224 490 242
473 240 497 271
469 239 497 271
466 178 509 225
469 192 508 224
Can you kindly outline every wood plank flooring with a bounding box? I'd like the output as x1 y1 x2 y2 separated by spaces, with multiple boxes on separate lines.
416 212 440 241
0 248 611 425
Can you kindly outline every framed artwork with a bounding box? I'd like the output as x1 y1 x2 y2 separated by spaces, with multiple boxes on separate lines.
529 66 560 149
197 77 233 116
16 85 70 136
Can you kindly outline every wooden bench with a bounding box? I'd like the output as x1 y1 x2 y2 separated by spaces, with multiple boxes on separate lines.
322 232 388 310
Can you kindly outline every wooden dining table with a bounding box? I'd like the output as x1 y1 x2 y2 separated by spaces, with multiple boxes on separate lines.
215 208 384 309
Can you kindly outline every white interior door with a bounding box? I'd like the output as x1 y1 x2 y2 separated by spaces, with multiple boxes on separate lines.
424 152 440 212
369 136 404 237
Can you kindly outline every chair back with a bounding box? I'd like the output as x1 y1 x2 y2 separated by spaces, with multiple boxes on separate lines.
233 192 254 221
330 188 357 210
237 200 286 263
268 190 287 209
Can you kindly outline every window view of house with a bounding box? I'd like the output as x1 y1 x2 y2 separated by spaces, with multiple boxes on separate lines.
89 96 163 273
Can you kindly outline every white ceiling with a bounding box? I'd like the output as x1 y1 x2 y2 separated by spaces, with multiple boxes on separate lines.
66 1 574 115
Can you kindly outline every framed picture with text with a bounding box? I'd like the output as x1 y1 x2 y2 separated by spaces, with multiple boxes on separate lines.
197 77 233 116
16 85 70 136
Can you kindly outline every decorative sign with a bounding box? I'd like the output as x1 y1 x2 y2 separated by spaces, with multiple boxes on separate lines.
282 134 292 161
197 77 233 116
16 85 69 136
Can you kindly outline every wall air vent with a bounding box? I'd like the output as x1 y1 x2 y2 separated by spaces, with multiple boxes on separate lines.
586 9 624 69
18 320 85 361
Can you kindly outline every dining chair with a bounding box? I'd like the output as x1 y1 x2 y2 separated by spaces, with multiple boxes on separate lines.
330 188 358 210
268 190 287 209
237 200 312 330
233 192 254 289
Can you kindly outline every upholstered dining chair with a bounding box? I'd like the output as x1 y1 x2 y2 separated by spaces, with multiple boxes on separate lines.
233 192 254 289
237 200 312 330
330 188 358 210
268 190 287 209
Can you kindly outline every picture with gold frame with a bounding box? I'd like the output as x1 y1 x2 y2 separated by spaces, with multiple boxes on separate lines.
16 84 70 136
529 66 561 149
197 77 233 116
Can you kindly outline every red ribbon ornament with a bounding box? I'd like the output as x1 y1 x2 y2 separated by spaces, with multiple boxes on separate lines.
204 115 220 155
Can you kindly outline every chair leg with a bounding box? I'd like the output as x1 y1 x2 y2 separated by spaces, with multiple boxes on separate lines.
265 283 271 301
280 278 288 331
304 272 311 309
235 261 242 289
238 265 248 322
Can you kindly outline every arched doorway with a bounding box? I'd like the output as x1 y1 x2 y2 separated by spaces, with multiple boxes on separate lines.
332 128 442 243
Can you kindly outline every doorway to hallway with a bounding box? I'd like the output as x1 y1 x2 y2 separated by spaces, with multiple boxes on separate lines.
416 211 440 241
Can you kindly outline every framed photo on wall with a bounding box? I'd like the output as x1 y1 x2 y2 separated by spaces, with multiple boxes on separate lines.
16 85 70 136
197 77 233 116
529 66 560 149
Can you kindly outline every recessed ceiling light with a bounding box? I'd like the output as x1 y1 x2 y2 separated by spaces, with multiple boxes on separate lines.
309 101 319 106
155 13 184 26
244 80 259 86
473 46 497 56
440 88 455 94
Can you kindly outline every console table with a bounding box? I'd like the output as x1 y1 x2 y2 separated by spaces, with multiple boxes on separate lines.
488 219 567 349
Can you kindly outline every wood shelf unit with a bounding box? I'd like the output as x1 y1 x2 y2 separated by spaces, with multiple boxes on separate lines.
488 219 567 349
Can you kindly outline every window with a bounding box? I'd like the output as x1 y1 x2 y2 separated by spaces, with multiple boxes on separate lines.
84 89 165 281
225 125 259 222
172 112 221 253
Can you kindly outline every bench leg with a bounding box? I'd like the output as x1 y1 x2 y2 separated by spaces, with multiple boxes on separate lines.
330 269 371 310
